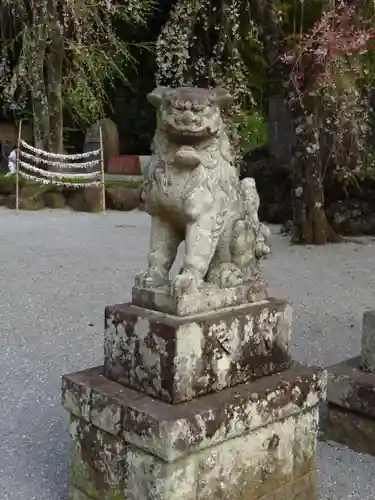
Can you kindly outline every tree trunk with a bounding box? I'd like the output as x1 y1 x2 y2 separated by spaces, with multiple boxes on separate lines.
28 2 49 150
251 0 342 245
290 102 340 244
47 3 64 154
291 155 339 245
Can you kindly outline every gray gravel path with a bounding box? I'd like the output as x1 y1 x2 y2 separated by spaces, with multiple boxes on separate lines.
0 207 374 500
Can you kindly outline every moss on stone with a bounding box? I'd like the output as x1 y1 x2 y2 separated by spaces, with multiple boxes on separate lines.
18 185 48 210
0 174 142 212
43 190 66 208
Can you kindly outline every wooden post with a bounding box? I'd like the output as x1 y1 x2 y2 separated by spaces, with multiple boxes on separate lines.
16 119 22 214
99 125 106 213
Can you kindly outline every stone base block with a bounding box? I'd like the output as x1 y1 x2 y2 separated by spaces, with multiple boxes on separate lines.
62 364 325 500
258 472 316 500
68 475 316 500
104 299 293 403
132 279 268 316
326 404 375 456
327 356 375 418
361 310 375 372
68 486 94 500
326 355 375 454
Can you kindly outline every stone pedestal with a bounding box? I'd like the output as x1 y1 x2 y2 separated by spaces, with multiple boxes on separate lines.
131 279 268 316
104 299 292 403
63 363 325 500
360 310 375 372
326 310 375 455
62 299 326 500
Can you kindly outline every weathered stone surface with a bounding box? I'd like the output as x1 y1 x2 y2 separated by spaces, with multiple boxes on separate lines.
293 406 318 478
69 416 126 500
62 367 98 420
62 367 143 434
125 446 197 500
66 408 318 500
257 472 316 500
106 186 141 212
5 194 16 209
62 363 326 462
68 485 96 500
326 403 375 456
327 355 375 418
327 198 375 236
104 299 293 403
195 408 318 500
132 280 268 316
0 194 8 206
90 377 143 436
137 86 271 305
43 190 66 209
360 310 375 372
19 184 47 210
68 187 102 213
196 417 295 498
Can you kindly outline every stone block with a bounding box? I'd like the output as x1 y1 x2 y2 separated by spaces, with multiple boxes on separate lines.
326 403 375 456
293 406 318 478
69 416 126 500
326 354 375 454
196 417 295 499
64 397 320 500
68 461 317 500
132 280 268 317
195 409 318 500
69 418 198 500
104 299 293 403
257 472 316 500
68 486 96 500
327 356 375 418
68 187 103 213
63 368 144 437
67 413 318 500
62 367 100 421
124 447 197 500
62 363 326 463
361 310 375 372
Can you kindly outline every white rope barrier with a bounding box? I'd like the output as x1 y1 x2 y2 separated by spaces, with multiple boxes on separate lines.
18 170 101 188
20 139 100 160
20 150 101 169
19 160 101 180
15 131 106 212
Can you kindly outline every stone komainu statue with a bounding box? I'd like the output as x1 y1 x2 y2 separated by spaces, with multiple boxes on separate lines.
137 86 271 297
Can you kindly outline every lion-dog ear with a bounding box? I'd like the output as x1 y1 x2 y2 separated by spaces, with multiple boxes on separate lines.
147 87 168 108
213 87 233 108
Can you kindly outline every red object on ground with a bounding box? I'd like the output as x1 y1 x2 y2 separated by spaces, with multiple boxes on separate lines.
107 155 141 175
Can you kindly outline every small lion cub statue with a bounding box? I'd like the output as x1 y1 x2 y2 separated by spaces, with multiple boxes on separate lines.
136 86 270 297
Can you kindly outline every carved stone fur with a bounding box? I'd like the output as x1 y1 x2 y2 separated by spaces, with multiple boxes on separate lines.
137 86 270 297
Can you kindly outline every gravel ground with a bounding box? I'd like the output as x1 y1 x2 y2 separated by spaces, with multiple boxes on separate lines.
0 207 374 500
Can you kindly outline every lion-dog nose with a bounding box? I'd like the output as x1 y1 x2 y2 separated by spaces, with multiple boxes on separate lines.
181 110 196 125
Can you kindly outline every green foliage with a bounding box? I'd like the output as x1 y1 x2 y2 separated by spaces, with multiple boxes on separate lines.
105 179 142 188
62 1 154 129
357 1 375 90
359 147 375 178
63 39 154 128
280 0 328 35
107 0 176 154
233 111 268 154
0 0 155 148
240 31 268 109
0 175 26 188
